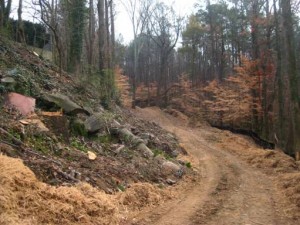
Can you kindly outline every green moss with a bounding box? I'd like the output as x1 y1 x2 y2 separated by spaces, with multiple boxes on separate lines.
153 148 174 160
70 119 87 137
117 184 126 192
185 162 192 168
98 134 115 144
27 136 50 153
153 148 164 157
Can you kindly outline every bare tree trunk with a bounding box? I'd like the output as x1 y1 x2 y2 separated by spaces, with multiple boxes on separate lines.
109 0 115 68
98 0 105 72
0 1 4 28
132 37 137 109
105 0 111 69
273 0 285 147
17 0 26 44
3 0 12 27
87 0 95 74
281 0 300 156
0 0 12 28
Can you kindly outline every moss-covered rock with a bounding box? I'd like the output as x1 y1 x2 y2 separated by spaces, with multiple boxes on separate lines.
70 118 87 137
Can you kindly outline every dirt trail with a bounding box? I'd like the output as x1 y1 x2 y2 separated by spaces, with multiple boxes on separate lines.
132 107 296 225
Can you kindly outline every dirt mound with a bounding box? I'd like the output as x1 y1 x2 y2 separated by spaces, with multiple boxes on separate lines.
0 154 119 225
0 154 173 224
281 173 300 207
246 149 298 173
117 183 170 211
216 130 298 173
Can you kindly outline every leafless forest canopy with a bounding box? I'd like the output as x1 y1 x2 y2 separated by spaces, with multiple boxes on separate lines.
1 0 300 156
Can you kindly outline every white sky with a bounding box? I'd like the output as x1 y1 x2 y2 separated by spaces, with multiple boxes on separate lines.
115 0 198 43
10 0 198 44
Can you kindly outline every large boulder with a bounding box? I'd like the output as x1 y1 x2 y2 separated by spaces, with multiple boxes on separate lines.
4 92 35 116
84 113 107 133
161 161 181 176
40 93 90 115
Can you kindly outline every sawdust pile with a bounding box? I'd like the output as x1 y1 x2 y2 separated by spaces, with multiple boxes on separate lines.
217 131 298 173
117 183 170 211
246 150 298 173
0 154 119 225
281 173 300 207
0 155 171 224
215 129 300 217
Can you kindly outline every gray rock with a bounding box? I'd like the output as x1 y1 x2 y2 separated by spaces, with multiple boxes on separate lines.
84 113 106 133
137 143 154 158
154 155 165 164
41 93 90 115
113 144 125 154
170 150 179 157
1 77 15 83
166 178 177 185
7 68 19 76
161 161 181 176
74 172 81 180
140 132 155 144
82 106 94 115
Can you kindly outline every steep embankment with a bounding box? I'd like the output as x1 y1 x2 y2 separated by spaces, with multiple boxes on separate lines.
0 38 186 224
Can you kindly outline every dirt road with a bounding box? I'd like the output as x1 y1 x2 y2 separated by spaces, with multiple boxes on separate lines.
132 107 297 225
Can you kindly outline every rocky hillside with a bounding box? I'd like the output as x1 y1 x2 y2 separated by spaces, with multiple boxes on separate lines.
0 37 190 196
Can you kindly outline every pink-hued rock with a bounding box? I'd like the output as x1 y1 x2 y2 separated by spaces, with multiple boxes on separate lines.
5 92 35 116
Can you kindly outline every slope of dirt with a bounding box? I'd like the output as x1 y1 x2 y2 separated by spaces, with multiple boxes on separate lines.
0 36 187 192
0 38 188 223
0 154 118 225
0 154 175 225
131 107 300 225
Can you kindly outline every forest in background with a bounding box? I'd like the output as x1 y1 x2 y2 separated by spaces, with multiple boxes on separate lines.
1 0 300 157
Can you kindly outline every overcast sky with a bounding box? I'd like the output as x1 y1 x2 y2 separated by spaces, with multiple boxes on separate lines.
115 0 198 43
11 0 199 44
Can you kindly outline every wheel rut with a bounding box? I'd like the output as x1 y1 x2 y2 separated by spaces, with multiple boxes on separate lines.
131 107 296 225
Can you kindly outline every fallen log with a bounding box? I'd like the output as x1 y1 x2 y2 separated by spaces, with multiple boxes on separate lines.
112 127 154 158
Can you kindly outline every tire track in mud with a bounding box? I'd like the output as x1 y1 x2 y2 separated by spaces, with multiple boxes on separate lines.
131 107 295 225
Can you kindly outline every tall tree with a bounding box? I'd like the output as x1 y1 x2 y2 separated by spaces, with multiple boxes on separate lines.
86 0 96 73
149 2 182 105
68 0 86 72
98 0 105 72
17 0 26 43
280 0 300 155
109 0 115 68
0 0 12 29
37 0 66 72
122 0 153 108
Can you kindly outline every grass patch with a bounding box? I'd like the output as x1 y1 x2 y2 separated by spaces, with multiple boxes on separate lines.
70 138 89 153
153 148 174 160
27 135 50 154
185 162 192 168
97 134 116 144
